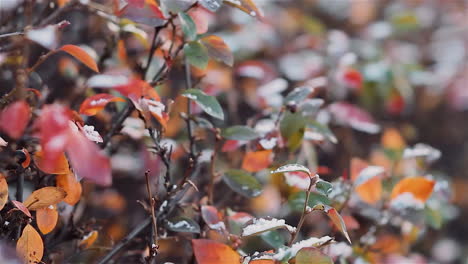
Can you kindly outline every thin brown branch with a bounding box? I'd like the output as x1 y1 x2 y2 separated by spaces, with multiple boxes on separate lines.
145 170 159 260
288 176 316 246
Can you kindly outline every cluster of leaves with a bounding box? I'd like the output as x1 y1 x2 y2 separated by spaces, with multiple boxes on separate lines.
0 0 462 263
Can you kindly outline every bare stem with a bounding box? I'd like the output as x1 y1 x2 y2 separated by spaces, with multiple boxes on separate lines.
288 176 315 246
145 170 159 260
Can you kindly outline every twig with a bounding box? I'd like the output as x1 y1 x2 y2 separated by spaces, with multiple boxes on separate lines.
288 176 316 246
101 101 134 149
143 26 164 79
207 129 221 205
145 170 159 260
184 56 196 158
0 31 24 39
26 50 57 75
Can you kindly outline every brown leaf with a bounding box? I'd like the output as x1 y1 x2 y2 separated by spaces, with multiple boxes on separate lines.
23 187 67 210
16 224 44 264
56 172 82 205
0 174 8 210
36 205 58 235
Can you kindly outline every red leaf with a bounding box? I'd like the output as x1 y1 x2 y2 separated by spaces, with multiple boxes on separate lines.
0 101 30 139
117 0 165 26
328 102 380 134
221 140 245 152
79 93 125 116
36 104 72 172
114 78 160 103
325 207 351 244
11 201 32 218
65 128 112 186
192 239 240 264
59 45 99 72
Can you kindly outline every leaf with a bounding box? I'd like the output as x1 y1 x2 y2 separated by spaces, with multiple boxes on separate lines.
0 175 7 210
65 128 112 186
224 0 262 17
23 187 66 210
425 205 443 229
280 112 306 150
200 35 234 66
242 218 295 237
314 205 351 244
79 94 125 116
273 236 334 262
59 45 99 72
33 150 70 174
79 231 98 249
184 41 209 69
12 201 32 218
21 148 31 168
182 89 224 120
356 176 382 204
242 150 273 172
284 86 315 105
381 127 406 150
222 125 259 141
328 102 380 134
16 225 44 263
201 205 225 231
118 0 165 26
0 100 30 139
261 230 286 249
288 192 331 212
192 239 240 264
390 177 435 203
199 0 223 11
36 205 58 234
315 180 333 197
351 159 384 204
295 247 333 264
306 120 337 144
271 164 311 176
179 13 197 41
56 172 82 205
165 217 201 233
223 169 262 198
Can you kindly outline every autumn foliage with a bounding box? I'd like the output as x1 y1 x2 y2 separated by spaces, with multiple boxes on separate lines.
0 0 463 263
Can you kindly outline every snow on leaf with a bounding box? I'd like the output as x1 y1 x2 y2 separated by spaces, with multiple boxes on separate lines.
201 206 226 231
165 217 200 233
79 93 125 116
296 247 333 264
242 218 296 237
82 125 103 143
26 24 58 50
87 74 129 88
271 164 311 176
273 236 334 261
403 143 441 162
182 89 224 120
284 171 310 190
354 166 385 187
390 177 435 204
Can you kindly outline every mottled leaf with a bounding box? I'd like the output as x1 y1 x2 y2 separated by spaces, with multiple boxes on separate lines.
16 224 44 264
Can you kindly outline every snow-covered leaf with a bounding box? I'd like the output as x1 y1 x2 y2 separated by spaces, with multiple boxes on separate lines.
273 236 333 261
165 217 200 233
242 218 295 237
182 89 224 120
271 164 311 176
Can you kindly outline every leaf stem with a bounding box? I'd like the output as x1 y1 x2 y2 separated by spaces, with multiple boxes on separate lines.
288 176 315 246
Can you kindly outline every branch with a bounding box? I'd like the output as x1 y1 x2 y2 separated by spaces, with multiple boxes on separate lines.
145 170 159 260
288 176 316 246
101 101 134 149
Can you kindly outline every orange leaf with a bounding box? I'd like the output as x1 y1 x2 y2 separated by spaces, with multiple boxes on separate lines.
16 224 44 264
224 0 262 18
36 205 58 234
0 100 30 139
56 172 82 205
24 187 67 210
250 260 275 264
242 150 273 172
79 93 125 116
34 150 70 174
391 177 435 202
59 45 99 72
79 230 98 249
355 176 382 204
200 35 234 66
350 157 367 181
0 174 8 210
315 206 351 244
381 127 406 150
21 148 31 168
192 239 240 264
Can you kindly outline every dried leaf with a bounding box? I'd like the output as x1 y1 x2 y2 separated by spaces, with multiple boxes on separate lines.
16 224 44 264
36 205 58 234
192 239 240 264
56 172 82 205
59 45 99 72
325 207 351 244
23 187 66 210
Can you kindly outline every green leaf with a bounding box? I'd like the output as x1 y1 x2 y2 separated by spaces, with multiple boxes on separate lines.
296 247 333 264
284 86 314 104
261 230 286 249
425 205 442 229
288 191 331 212
271 164 311 176
182 89 224 120
200 35 234 66
316 180 333 197
306 120 337 144
222 125 259 141
184 41 209 69
165 217 200 233
179 13 197 41
223 169 262 198
280 112 306 151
